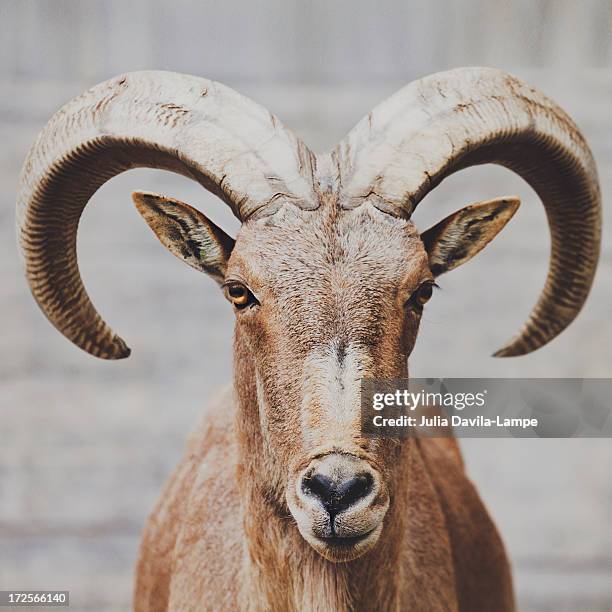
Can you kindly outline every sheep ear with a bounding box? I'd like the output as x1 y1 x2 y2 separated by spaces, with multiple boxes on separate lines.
421 197 520 277
132 191 235 284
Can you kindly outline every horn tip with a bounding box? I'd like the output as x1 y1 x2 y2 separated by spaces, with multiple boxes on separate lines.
111 340 131 360
94 337 131 360
492 342 528 358
115 346 132 360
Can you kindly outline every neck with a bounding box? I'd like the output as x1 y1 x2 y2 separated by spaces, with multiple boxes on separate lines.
238 455 409 612
233 352 412 612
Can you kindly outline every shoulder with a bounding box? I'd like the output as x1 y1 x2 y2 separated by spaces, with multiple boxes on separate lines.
185 384 237 456
418 438 515 611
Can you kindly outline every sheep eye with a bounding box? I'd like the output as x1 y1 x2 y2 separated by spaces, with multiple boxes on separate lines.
224 282 257 310
407 282 436 311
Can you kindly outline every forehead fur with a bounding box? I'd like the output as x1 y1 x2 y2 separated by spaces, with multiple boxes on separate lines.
228 201 429 296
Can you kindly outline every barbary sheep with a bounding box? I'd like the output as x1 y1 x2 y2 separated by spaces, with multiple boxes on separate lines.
17 67 601 611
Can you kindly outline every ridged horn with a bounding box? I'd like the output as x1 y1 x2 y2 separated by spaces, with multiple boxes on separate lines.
17 71 317 360
336 67 601 356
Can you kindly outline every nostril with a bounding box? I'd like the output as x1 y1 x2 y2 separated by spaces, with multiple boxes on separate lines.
338 473 373 510
302 472 374 514
302 473 334 501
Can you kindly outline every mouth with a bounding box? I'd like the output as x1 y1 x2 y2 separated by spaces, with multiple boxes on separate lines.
293 515 385 562
303 523 383 562
316 528 376 548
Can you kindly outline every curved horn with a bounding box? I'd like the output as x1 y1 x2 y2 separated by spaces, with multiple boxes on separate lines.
17 71 316 360
336 67 601 356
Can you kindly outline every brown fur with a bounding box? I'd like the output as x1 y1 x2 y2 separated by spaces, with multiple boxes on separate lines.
133 197 515 611
135 389 513 611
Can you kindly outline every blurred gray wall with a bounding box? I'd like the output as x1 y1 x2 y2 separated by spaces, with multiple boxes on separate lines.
2 0 612 85
1 1 611 611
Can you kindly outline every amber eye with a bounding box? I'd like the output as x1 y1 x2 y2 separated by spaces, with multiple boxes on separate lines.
224 282 257 310
407 282 435 311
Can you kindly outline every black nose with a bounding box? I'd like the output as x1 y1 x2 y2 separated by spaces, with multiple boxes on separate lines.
302 472 373 514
